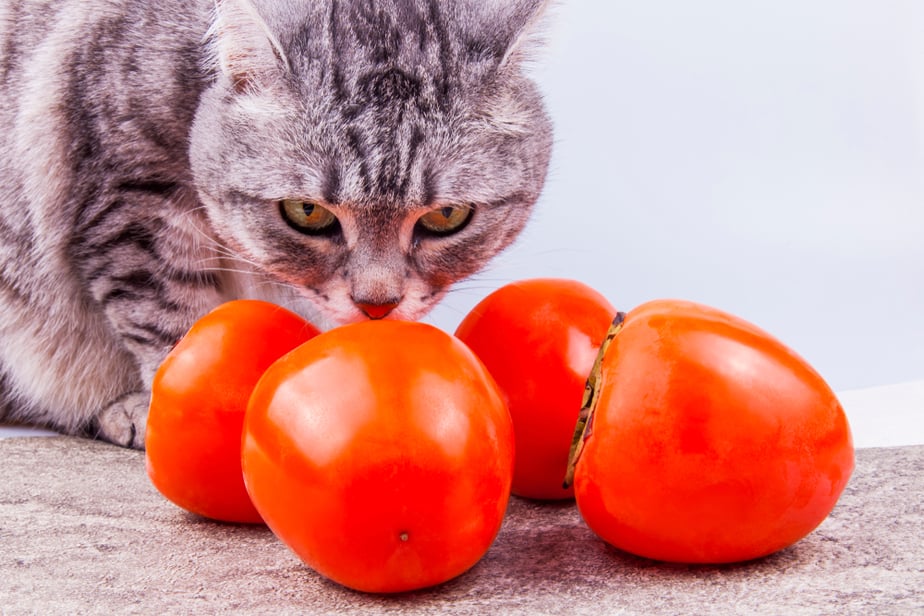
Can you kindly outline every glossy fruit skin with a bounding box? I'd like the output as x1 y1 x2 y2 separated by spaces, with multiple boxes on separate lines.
146 300 319 523
573 299 854 563
242 320 514 594
455 278 615 500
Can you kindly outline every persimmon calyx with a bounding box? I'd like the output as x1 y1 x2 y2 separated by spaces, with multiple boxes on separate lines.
563 311 626 489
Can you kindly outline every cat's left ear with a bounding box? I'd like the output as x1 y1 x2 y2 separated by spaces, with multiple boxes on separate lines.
209 0 290 93
465 0 554 69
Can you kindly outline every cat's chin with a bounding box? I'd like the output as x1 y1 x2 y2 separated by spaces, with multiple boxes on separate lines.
309 298 442 330
286 280 448 330
232 282 443 331
325 305 435 328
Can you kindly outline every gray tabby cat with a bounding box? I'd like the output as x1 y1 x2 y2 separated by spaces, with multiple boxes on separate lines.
0 0 553 448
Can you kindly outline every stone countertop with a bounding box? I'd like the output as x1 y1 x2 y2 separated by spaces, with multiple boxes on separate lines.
1 437 922 615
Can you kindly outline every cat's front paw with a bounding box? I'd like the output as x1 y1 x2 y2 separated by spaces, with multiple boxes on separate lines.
83 391 150 449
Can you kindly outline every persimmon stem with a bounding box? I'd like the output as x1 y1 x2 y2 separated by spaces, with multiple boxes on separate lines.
563 311 626 489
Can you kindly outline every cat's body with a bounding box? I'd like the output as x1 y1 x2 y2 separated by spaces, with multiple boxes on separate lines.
0 0 552 447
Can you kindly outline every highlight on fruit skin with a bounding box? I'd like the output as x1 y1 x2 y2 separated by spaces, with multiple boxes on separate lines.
565 299 854 564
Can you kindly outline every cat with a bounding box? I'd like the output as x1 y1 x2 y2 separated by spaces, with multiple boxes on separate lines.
0 0 553 448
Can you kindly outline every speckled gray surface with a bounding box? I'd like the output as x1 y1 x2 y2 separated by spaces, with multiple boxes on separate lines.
1 437 922 615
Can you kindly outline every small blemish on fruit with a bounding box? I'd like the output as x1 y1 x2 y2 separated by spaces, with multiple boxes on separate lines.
399 532 409 542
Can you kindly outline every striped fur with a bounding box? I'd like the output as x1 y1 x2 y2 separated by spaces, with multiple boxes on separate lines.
0 0 553 447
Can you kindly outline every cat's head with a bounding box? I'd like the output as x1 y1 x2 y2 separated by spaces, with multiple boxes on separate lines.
189 0 553 326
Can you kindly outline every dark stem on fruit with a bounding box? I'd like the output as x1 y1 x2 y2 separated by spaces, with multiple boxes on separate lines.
563 311 626 489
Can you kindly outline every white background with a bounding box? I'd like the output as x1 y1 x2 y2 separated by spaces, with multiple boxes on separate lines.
426 0 924 394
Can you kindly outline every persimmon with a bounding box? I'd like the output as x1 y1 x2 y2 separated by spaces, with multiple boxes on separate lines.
146 300 319 523
566 300 854 563
455 278 616 499
242 320 514 593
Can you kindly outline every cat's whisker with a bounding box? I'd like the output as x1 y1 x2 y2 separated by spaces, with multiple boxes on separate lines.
197 264 295 291
423 301 471 318
446 272 519 290
197 252 261 269
479 247 598 271
451 278 516 288
197 265 261 277
188 232 263 269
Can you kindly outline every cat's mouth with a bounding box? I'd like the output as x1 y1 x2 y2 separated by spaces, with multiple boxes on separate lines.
344 296 430 324
331 290 446 327
354 300 400 320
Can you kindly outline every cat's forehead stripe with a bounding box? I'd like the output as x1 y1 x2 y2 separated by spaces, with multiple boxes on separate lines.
317 0 455 113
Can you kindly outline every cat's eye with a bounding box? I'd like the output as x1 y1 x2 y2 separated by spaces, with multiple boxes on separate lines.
416 205 473 237
279 199 340 236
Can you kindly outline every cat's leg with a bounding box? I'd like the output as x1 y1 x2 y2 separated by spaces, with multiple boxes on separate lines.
0 272 145 445
70 187 225 448
0 367 16 424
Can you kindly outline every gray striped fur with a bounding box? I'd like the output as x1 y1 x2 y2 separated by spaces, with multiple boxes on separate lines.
0 0 553 447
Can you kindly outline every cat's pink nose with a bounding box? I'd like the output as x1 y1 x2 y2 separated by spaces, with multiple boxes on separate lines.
355 300 399 320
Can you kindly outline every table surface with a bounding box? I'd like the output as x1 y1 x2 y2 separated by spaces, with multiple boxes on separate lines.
1 437 922 615
2 380 922 614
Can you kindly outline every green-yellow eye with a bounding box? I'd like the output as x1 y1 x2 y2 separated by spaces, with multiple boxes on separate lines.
279 199 339 235
416 205 473 236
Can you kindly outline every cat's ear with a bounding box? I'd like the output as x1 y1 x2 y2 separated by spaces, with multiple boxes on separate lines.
465 0 553 69
209 0 290 93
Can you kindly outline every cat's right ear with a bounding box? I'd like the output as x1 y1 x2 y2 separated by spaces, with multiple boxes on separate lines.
208 0 290 93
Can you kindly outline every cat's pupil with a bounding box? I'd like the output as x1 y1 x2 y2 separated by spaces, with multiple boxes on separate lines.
441 207 453 219
303 203 315 217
